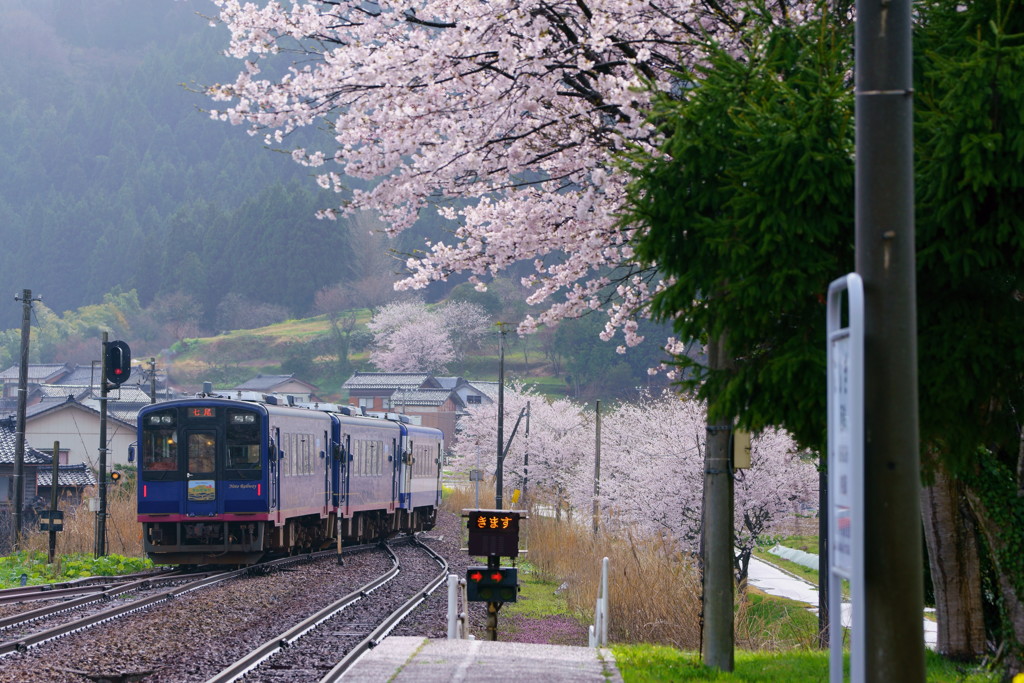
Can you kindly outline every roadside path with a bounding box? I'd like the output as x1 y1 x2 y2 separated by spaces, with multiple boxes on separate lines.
747 557 937 649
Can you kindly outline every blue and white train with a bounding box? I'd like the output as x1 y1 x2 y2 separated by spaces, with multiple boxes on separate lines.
135 393 443 565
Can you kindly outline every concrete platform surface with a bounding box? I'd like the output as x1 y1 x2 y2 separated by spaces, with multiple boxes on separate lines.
343 636 624 682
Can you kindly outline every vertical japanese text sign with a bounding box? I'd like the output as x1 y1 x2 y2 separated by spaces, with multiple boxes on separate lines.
827 273 865 683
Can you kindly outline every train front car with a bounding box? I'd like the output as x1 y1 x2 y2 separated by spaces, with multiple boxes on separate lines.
136 397 334 565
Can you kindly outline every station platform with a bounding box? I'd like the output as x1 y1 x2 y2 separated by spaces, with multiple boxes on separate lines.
344 636 624 682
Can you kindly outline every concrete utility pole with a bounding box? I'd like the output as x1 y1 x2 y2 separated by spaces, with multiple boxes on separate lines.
701 334 734 671
592 400 601 536
855 0 925 677
12 288 39 551
495 324 506 509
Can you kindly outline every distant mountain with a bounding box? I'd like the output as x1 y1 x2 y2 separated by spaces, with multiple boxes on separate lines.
0 0 381 329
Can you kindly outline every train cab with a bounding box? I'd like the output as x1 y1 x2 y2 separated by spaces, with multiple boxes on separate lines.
137 400 273 565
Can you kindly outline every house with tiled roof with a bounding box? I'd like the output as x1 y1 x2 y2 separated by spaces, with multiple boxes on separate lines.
232 374 319 403
24 395 138 468
0 417 53 511
36 464 97 506
341 372 495 449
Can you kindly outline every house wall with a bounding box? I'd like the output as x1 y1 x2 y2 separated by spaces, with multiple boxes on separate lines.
26 409 136 468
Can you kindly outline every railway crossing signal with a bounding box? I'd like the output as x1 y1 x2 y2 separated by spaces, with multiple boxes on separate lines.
466 566 518 603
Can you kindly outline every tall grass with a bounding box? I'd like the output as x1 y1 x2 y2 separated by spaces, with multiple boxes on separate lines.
21 481 144 558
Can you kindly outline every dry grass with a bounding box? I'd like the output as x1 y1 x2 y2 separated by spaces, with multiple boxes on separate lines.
22 482 145 558
443 487 703 649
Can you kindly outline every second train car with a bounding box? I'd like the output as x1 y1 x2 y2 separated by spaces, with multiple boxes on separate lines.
135 393 443 565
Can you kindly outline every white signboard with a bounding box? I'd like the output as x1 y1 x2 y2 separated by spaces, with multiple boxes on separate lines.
827 273 864 683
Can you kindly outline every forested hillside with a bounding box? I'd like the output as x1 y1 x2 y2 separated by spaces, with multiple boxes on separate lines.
0 0 403 329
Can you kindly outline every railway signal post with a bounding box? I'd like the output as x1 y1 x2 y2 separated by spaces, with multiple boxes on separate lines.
464 508 525 640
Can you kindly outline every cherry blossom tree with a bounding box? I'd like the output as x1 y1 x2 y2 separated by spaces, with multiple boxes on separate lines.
438 300 492 362
449 383 591 515
367 300 455 373
453 387 819 580
204 0 818 348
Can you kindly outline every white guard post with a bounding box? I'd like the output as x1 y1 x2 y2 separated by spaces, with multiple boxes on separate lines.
827 273 865 683
447 573 470 639
588 557 610 647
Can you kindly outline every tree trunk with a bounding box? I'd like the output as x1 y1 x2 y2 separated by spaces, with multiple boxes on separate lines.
921 463 986 659
965 489 1024 673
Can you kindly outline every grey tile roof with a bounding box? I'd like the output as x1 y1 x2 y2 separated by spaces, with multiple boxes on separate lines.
465 381 501 402
343 373 440 390
25 396 137 429
0 363 72 382
389 388 456 407
52 365 97 386
0 421 52 465
37 464 96 487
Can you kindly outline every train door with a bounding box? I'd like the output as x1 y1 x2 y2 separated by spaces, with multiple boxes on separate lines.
183 429 218 517
269 428 281 520
322 429 331 515
390 437 399 513
340 434 351 517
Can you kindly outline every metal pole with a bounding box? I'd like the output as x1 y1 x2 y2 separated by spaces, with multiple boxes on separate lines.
149 357 157 404
855 0 923 677
96 332 109 557
49 440 59 563
496 325 505 509
701 334 734 671
521 402 530 502
592 400 601 536
12 288 35 551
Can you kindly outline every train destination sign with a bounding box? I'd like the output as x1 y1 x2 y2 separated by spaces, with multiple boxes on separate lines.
464 508 524 558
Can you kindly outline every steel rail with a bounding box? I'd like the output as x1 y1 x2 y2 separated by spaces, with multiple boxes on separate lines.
204 543 401 683
318 536 449 682
0 551 334 657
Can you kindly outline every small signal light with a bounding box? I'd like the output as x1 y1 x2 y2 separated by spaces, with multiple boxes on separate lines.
110 471 122 483
468 570 484 583
490 571 504 582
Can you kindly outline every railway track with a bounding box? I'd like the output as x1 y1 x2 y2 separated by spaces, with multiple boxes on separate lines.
207 535 449 683
0 553 342 659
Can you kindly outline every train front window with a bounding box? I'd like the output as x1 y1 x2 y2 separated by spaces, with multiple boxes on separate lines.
142 410 178 472
226 410 261 470
188 432 216 475
143 431 178 471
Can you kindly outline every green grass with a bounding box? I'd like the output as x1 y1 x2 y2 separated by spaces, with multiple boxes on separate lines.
611 645 998 682
502 560 577 619
0 551 154 587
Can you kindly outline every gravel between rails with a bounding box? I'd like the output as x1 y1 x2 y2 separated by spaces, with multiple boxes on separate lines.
0 509 584 682
0 511 470 682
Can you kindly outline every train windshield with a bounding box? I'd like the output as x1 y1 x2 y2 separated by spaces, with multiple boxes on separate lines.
187 432 216 475
142 410 178 472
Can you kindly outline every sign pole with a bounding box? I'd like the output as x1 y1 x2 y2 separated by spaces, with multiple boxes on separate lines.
827 273 865 682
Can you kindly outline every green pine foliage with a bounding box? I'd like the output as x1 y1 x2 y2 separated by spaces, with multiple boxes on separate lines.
620 4 854 451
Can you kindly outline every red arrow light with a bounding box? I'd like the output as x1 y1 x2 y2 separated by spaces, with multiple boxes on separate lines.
468 571 483 582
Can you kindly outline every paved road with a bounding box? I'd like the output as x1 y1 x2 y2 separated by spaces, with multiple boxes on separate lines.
747 557 937 649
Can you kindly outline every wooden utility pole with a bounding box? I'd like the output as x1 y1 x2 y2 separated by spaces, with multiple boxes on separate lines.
12 289 38 551
855 0 924 676
96 332 110 557
49 440 59 563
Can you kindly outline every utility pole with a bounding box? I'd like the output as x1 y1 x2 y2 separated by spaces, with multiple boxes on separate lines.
701 334 734 672
592 400 601 536
495 324 506 509
96 332 110 557
148 357 157 404
49 440 59 563
12 289 39 551
855 0 924 676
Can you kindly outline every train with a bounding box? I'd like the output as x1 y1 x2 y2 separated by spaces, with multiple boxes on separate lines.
134 392 443 565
